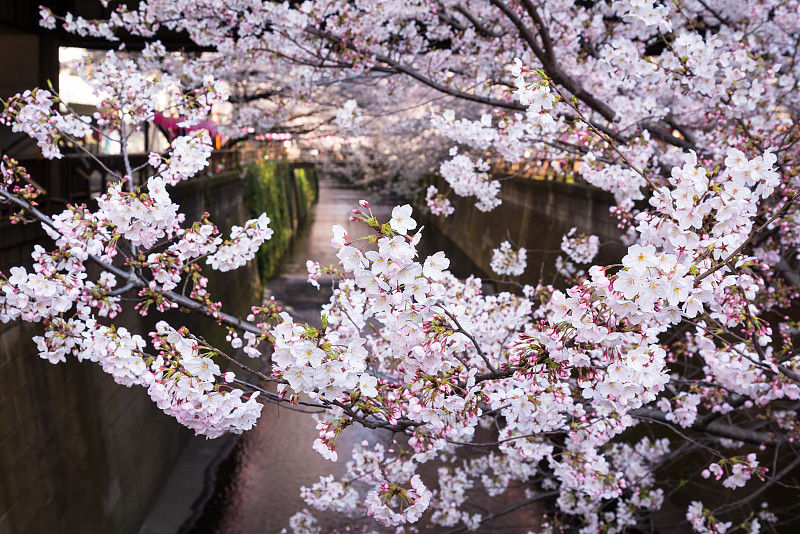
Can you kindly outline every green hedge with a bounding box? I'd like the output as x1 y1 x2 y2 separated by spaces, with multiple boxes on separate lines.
243 160 318 282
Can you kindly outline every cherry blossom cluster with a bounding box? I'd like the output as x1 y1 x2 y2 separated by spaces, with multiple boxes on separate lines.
174 75 230 128
78 50 170 131
560 228 600 264
148 322 263 438
490 240 527 277
283 509 318 534
38 6 56 29
1 246 86 324
424 185 455 217
151 130 214 185
365 474 432 526
58 9 117 41
439 151 501 212
430 109 497 150
578 145 650 212
511 58 557 128
96 176 184 249
686 501 732 534
612 0 672 33
334 99 365 136
296 439 435 529
702 454 765 490
3 255 262 437
44 204 109 262
0 89 92 159
207 214 274 272
429 109 535 196
658 391 702 428
305 260 323 289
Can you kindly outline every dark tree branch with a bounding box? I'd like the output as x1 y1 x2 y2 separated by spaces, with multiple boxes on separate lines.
520 0 554 60
632 409 789 446
489 0 617 122
696 194 797 283
453 5 505 38
229 89 280 103
444 491 558 534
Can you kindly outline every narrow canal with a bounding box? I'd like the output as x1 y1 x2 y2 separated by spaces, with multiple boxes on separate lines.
143 176 478 534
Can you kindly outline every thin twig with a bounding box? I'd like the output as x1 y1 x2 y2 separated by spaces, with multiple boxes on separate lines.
696 193 797 282
442 307 496 372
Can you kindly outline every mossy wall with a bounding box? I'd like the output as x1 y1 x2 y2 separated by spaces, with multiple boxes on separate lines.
243 160 318 282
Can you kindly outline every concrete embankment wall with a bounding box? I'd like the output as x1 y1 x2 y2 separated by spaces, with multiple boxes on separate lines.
424 177 626 286
0 163 315 534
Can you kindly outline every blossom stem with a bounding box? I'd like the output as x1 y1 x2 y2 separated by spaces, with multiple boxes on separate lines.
695 192 797 282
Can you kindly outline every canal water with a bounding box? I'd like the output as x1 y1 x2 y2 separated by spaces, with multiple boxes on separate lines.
142 175 520 534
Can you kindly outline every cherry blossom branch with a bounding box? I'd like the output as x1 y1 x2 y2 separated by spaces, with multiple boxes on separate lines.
520 0 553 59
0 187 266 336
551 82 658 191
232 379 329 411
694 0 733 26
301 27 527 112
452 5 505 38
196 338 279 384
326 399 423 433
685 317 781 378
370 51 525 111
633 411 725 457
696 193 797 282
59 131 125 181
489 0 616 122
447 429 567 448
714 454 800 516
491 0 617 122
108 281 136 297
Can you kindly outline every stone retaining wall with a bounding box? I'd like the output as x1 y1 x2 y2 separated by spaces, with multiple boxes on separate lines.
424 177 626 286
